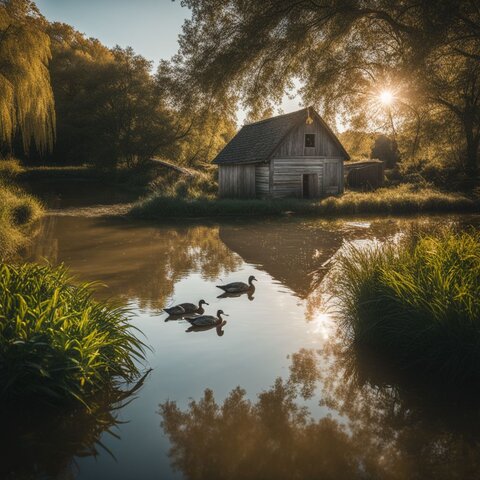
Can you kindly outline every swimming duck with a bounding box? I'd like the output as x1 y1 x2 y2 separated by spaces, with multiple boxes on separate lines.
163 299 209 316
186 310 228 327
216 276 257 294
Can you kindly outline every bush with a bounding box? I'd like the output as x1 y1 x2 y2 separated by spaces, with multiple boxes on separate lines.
0 184 43 259
334 229 480 384
0 263 146 406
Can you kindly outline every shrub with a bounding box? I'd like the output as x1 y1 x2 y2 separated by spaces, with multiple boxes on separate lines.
0 184 43 259
0 263 146 406
334 229 480 384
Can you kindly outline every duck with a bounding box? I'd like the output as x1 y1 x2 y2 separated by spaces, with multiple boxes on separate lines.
216 275 257 294
163 299 209 316
186 310 228 327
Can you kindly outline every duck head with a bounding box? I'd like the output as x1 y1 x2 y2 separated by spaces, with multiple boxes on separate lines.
216 310 228 322
248 275 257 285
199 299 209 306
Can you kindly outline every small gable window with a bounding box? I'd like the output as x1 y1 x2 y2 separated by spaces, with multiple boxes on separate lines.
305 134 315 148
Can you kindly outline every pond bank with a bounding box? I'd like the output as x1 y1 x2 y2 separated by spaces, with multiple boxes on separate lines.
130 184 479 219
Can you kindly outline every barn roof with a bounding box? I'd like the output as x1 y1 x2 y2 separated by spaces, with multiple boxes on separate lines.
213 107 349 165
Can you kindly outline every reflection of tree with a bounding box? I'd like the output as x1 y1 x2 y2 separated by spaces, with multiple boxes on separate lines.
159 349 372 480
25 217 241 309
2 372 150 480
160 341 480 480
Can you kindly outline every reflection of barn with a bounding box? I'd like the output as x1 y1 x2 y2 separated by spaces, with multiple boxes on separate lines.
213 107 349 199
218 220 346 298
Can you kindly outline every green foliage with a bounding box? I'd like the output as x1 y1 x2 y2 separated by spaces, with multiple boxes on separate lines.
334 229 480 383
0 263 146 406
130 184 477 219
44 22 236 169
0 0 55 154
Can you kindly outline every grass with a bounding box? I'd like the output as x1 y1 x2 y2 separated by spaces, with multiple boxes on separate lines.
0 162 43 259
0 263 146 407
334 228 480 384
130 184 478 219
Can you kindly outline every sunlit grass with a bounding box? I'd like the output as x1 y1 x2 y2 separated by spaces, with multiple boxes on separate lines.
0 182 43 259
334 229 480 383
130 184 477 219
0 263 146 406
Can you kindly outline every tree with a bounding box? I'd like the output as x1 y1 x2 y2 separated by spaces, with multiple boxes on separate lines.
47 23 178 167
370 134 399 168
0 0 55 155
172 0 480 183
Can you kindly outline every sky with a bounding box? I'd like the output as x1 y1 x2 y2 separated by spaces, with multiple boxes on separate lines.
36 0 190 66
35 0 303 125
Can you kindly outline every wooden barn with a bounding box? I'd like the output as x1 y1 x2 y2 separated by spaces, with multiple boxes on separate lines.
213 107 349 199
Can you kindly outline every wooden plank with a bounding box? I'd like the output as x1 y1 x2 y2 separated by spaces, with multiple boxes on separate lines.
272 117 344 158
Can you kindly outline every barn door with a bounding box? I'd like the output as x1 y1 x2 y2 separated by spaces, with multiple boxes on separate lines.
323 160 341 195
302 174 319 198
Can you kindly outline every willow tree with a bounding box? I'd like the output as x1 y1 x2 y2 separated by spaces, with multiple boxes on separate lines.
173 0 480 182
0 0 55 155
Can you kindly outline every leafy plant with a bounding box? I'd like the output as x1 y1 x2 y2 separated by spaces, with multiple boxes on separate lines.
0 263 146 406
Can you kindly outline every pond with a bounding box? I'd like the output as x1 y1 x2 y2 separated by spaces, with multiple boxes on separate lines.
7 201 480 479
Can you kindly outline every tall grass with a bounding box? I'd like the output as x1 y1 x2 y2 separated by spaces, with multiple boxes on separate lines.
130 184 478 219
0 263 146 406
334 229 480 384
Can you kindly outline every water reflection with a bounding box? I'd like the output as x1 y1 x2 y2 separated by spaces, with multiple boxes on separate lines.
2 372 150 480
25 215 422 312
159 339 480 480
25 217 242 309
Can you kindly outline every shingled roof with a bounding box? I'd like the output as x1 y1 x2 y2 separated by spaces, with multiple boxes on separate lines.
213 107 349 165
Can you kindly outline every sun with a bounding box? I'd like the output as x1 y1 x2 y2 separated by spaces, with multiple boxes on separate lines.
379 90 395 106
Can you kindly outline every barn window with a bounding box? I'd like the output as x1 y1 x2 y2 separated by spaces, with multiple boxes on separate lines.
305 134 316 148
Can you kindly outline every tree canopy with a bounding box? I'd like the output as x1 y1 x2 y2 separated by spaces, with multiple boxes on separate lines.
173 0 480 182
0 0 55 154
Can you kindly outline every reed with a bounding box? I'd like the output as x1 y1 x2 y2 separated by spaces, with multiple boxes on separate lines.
334 229 480 384
0 263 146 406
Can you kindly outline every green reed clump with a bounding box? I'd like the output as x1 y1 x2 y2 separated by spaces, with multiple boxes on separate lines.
0 263 146 406
335 229 480 384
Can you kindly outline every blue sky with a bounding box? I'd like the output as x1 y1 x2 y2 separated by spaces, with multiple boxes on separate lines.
36 0 190 66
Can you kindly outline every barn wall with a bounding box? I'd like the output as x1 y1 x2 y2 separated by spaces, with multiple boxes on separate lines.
273 118 344 158
255 164 270 197
218 164 256 198
271 157 344 198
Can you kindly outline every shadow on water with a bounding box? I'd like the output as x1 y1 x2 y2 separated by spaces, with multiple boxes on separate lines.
1 370 151 480
159 338 480 480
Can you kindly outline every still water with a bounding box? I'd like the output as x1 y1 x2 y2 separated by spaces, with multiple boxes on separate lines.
7 209 480 479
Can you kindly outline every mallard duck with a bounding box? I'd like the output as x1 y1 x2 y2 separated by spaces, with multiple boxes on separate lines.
216 275 257 294
186 310 228 327
163 299 209 316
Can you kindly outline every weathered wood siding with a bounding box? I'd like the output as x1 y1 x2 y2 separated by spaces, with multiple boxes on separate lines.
255 164 270 197
273 118 344 158
270 157 344 198
218 164 256 198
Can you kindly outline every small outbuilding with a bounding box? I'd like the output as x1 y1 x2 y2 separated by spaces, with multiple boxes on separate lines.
213 107 349 199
